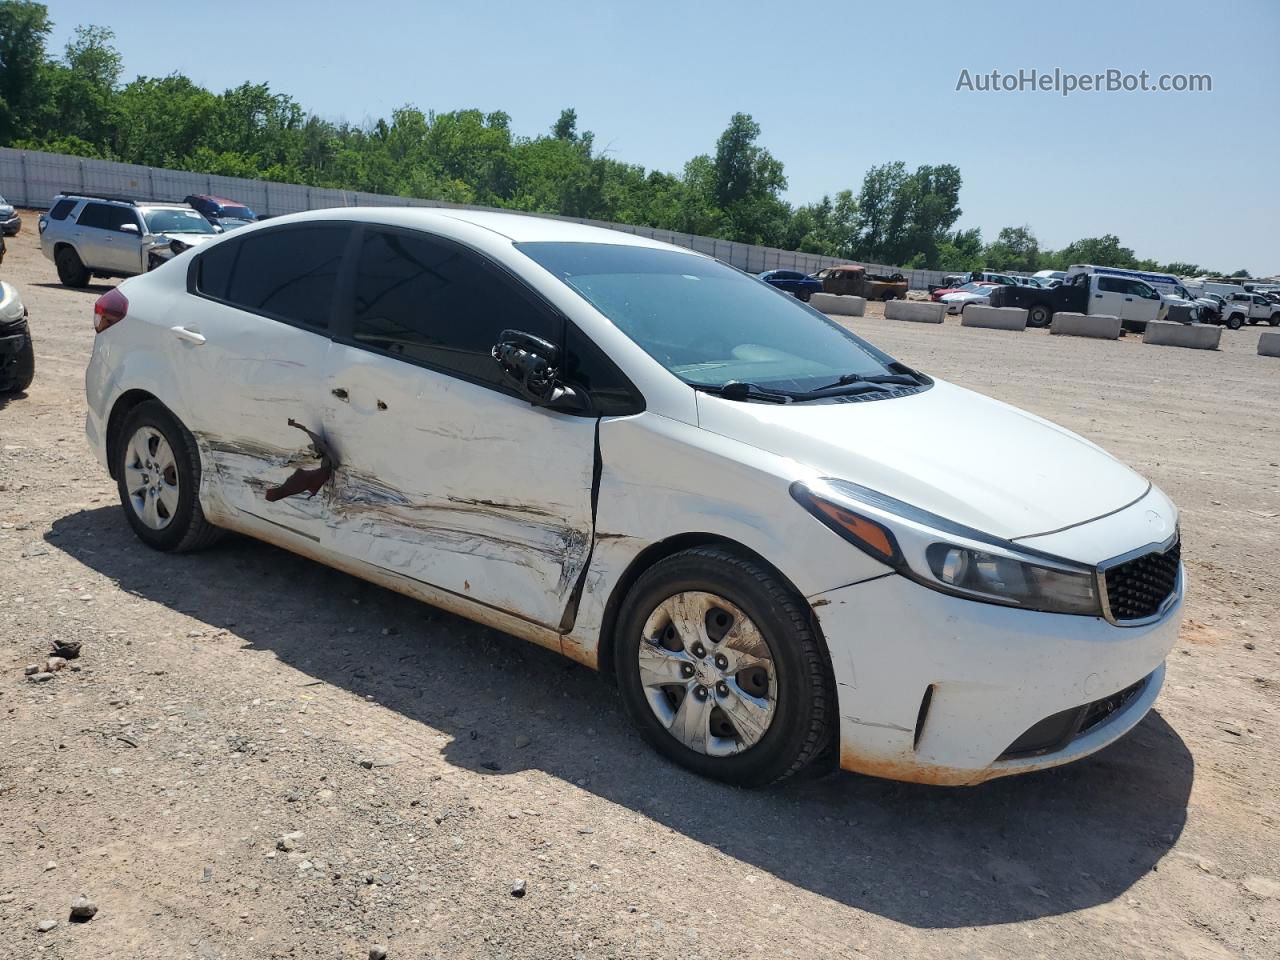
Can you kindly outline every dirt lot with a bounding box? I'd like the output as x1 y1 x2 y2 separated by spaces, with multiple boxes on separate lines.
2 215 1278 959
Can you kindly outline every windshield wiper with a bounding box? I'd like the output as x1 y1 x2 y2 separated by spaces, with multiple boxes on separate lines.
690 381 794 403
807 372 921 393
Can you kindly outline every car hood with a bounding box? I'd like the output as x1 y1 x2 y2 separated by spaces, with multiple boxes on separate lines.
695 379 1149 541
156 233 219 248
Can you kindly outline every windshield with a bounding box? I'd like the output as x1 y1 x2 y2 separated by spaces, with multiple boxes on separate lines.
220 205 255 220
518 242 904 393
143 208 218 235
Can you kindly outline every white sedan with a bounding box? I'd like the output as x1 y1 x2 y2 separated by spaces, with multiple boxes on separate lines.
940 282 998 315
84 208 1183 786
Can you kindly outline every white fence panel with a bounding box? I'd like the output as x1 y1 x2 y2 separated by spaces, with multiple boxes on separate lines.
0 147 953 289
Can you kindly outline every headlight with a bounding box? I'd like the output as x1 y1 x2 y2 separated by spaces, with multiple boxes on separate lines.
791 478 1103 616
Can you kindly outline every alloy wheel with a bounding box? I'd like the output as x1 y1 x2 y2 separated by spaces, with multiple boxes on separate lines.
123 426 180 530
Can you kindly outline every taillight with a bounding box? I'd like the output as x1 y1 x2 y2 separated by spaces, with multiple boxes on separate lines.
93 288 128 333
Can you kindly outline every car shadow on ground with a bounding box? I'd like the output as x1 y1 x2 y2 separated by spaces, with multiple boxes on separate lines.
48 506 1193 930
30 282 116 294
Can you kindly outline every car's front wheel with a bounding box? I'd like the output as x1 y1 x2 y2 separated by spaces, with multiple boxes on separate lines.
614 545 834 786
114 400 224 552
1226 314 1243 330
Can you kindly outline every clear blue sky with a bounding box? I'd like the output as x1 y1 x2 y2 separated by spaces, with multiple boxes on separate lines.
45 0 1280 275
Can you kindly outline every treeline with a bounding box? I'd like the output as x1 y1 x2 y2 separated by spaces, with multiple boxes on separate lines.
0 2 1240 276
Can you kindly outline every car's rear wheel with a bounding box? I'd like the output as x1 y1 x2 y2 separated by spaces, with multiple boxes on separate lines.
114 400 223 553
614 545 834 786
796 289 811 302
1027 304 1052 327
55 247 91 287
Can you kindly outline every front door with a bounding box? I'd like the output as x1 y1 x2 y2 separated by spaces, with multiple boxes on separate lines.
323 225 598 630
169 222 353 543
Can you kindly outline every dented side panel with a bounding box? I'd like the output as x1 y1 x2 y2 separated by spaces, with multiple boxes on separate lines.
320 343 598 631
166 291 337 542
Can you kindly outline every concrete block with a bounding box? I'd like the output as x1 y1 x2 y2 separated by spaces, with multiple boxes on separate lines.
1259 331 1280 357
885 299 945 324
961 305 1028 331
811 293 866 317
1050 312 1122 340
1143 320 1221 350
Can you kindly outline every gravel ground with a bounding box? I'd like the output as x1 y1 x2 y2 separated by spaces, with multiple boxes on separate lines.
1 215 1278 959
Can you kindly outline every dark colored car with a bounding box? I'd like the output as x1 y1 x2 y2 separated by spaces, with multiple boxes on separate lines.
0 195 21 236
0 280 34 395
185 194 258 231
758 269 824 302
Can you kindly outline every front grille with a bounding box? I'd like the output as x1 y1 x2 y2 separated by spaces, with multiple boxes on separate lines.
1103 536 1180 622
999 675 1149 760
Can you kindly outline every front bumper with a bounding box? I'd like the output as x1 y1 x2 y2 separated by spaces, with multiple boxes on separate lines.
0 213 19 235
812 570 1182 785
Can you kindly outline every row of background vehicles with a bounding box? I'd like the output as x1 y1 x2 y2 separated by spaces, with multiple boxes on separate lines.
758 264 908 302
932 266 1280 331
36 192 259 287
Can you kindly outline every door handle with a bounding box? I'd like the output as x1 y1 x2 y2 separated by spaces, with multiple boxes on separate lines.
1124 297 1133 301
331 387 349 401
170 325 206 345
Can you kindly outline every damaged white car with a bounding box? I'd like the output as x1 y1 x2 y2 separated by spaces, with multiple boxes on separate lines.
84 209 1184 786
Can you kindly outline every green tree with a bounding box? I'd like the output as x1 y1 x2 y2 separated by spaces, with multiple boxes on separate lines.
850 162 963 268
937 227 985 272
984 225 1040 272
0 0 53 142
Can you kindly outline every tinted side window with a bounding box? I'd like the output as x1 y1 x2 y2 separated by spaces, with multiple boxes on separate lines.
76 202 111 229
224 225 349 330
349 228 560 389
49 198 77 220
1098 276 1125 293
563 324 643 416
104 207 140 232
193 239 240 301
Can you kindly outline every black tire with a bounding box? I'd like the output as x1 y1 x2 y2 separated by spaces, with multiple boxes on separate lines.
1270 315 1280 327
1027 304 1053 328
614 545 834 786
55 247 91 287
1226 314 1243 331
0 333 34 394
114 400 224 553
796 289 811 303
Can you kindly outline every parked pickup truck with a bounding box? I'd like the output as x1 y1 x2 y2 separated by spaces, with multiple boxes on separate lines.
1221 292 1280 328
813 264 908 301
988 270 1167 330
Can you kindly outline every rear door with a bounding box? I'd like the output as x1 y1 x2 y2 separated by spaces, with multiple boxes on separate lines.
1124 280 1162 326
172 222 353 542
1092 275 1129 317
321 225 602 629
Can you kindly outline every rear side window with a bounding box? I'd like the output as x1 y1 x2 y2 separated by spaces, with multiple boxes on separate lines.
193 240 239 301
348 228 561 389
1098 276 1126 293
223 225 350 330
75 202 112 229
49 198 77 220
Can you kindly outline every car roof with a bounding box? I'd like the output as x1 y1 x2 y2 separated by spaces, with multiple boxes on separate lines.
194 195 249 206
265 206 683 250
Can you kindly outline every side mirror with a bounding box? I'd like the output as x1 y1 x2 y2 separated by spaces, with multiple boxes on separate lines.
119 222 139 234
491 329 584 410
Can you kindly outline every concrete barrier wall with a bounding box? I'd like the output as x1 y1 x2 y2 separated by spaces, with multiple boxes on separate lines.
961 306 1028 331
1259 331 1280 357
811 293 865 317
1050 312 1122 340
1143 320 1222 350
885 300 945 324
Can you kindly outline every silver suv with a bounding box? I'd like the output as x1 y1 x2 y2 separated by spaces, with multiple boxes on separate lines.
38 194 221 287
